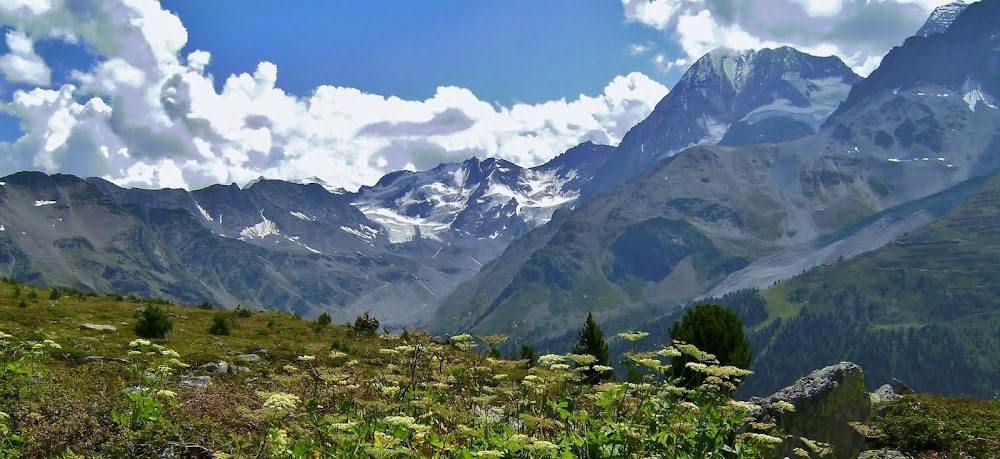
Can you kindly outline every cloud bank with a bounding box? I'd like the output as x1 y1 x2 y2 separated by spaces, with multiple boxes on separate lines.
623 0 960 76
0 0 668 190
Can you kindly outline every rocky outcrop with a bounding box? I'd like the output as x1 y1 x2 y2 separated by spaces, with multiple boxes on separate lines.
752 362 871 459
79 323 117 332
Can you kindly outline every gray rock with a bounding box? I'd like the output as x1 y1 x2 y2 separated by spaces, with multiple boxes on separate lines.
83 356 128 364
79 323 116 332
431 336 448 345
198 361 236 374
859 450 909 459
180 376 212 389
236 354 261 364
751 362 871 459
870 378 913 408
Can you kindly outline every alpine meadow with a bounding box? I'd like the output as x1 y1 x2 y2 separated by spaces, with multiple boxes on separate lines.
0 1 998 458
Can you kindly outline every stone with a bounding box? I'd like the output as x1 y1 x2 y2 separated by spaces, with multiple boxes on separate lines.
236 354 261 364
180 376 211 389
79 323 116 332
751 362 871 459
83 356 128 364
870 378 913 410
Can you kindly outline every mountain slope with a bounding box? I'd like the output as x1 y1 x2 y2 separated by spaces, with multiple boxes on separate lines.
0 172 452 323
915 1 968 37
434 1 1000 341
585 46 860 196
744 169 1000 397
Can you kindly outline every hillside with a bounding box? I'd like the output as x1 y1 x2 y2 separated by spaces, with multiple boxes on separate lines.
742 169 1000 397
433 0 1000 344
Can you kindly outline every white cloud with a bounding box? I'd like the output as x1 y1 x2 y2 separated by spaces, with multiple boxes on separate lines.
0 29 50 85
621 0 959 76
0 0 669 191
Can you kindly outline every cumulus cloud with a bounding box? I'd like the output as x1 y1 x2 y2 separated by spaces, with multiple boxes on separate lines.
0 29 50 85
0 0 669 191
621 0 961 76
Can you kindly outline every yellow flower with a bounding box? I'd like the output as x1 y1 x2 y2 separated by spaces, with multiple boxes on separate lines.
617 331 649 342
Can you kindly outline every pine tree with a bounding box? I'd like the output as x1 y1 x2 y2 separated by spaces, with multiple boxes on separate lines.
571 312 610 384
669 303 751 388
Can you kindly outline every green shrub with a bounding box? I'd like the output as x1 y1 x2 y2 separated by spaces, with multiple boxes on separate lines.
234 305 253 318
134 305 173 339
208 315 232 336
315 312 332 327
48 289 60 300
353 311 379 335
197 301 214 310
26 290 37 300
16 299 27 309
520 344 538 367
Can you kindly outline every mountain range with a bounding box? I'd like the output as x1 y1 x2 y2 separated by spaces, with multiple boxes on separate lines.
0 0 997 396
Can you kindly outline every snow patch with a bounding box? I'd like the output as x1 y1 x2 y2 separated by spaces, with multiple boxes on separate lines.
194 201 212 222
34 200 56 207
962 77 997 112
290 211 315 221
239 212 280 239
0 225 4 231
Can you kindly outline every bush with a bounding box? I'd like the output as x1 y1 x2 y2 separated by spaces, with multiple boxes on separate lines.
26 290 37 300
234 305 253 318
208 315 232 336
353 311 379 335
16 299 27 309
48 289 60 300
134 305 173 339
520 344 538 367
315 312 332 327
669 303 751 387
197 302 214 310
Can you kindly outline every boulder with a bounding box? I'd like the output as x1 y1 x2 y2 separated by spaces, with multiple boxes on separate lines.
751 362 870 459
236 354 261 364
180 376 211 389
870 379 913 407
79 323 116 332
83 356 128 364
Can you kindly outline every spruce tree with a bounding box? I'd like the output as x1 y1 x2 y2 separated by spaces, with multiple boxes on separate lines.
571 312 610 384
669 303 751 388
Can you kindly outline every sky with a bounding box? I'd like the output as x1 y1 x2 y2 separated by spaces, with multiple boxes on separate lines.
0 0 960 191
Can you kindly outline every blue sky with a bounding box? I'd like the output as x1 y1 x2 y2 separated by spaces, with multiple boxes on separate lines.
0 0 954 190
163 0 679 104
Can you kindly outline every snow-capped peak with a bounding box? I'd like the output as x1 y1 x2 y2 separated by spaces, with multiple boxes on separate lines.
916 1 968 37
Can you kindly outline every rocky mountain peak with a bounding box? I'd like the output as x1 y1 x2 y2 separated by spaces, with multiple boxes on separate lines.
916 1 969 37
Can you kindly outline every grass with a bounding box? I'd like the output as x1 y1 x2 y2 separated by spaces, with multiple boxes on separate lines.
868 394 1000 458
758 281 804 328
0 279 787 458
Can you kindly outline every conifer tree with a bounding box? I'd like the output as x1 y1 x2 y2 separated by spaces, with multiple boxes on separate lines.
572 312 610 384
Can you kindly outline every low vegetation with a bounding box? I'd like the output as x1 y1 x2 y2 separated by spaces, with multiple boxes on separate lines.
0 279 994 458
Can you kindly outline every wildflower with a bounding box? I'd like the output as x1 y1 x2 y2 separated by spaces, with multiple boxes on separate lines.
772 400 796 412
473 451 504 458
704 365 753 379
679 401 700 412
566 353 597 366
550 363 570 371
156 390 177 399
537 354 566 367
0 331 11 340
657 346 682 358
329 350 348 359
740 432 784 445
493 373 509 381
297 355 315 362
167 358 189 368
378 348 398 356
127 350 142 356
617 331 649 342
329 421 356 432
450 333 473 343
593 365 614 372
684 362 708 372
42 339 61 349
379 333 399 341
478 334 507 346
394 345 415 353
639 358 663 370
160 349 180 358
267 428 291 457
793 447 811 458
524 440 559 454
263 392 300 417
727 400 761 412
674 342 715 362
128 339 150 348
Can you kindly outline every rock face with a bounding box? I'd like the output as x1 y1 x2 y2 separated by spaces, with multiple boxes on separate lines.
79 323 116 332
752 362 870 459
